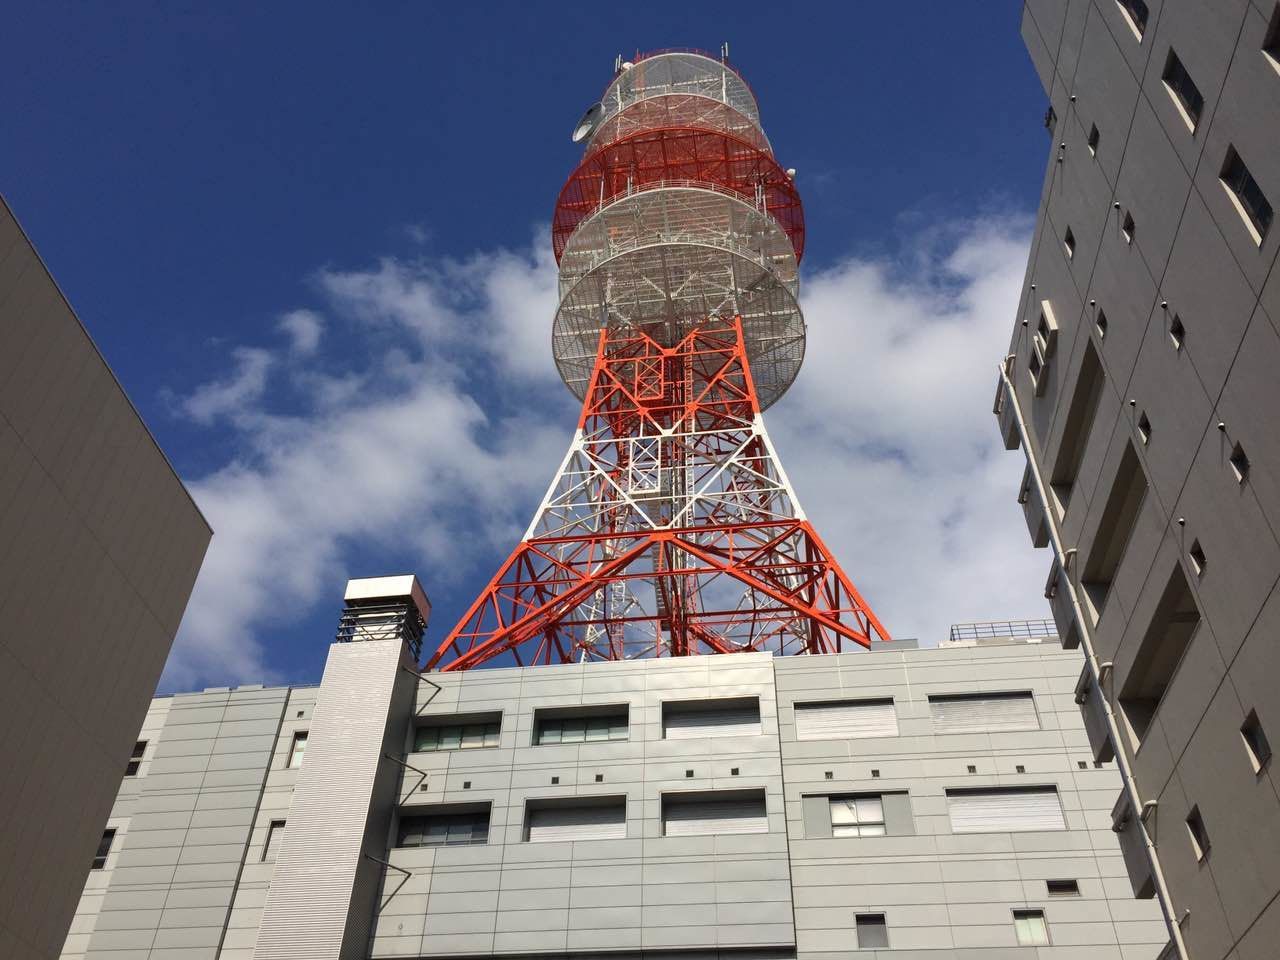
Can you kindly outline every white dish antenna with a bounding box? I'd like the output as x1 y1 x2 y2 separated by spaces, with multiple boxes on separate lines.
571 102 605 143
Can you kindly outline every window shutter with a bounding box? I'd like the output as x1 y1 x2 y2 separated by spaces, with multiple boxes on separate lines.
664 702 761 739
946 788 1065 833
527 803 626 842
663 796 768 836
795 700 897 740
929 693 1039 734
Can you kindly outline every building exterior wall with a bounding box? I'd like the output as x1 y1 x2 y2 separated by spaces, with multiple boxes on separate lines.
0 196 212 960
61 634 1166 959
999 4 1280 959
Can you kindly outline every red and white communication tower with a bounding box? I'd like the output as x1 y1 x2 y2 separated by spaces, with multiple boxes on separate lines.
427 48 889 671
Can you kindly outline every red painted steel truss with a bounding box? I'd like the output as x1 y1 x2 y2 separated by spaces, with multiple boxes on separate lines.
426 317 888 671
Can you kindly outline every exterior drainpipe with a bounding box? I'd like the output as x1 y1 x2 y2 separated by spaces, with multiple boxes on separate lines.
997 358 1190 960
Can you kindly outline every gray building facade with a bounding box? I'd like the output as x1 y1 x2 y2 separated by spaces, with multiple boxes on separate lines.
62 577 1166 959
995 3 1280 959
0 196 212 960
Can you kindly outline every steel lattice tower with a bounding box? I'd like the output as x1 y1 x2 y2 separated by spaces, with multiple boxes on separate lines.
427 49 889 671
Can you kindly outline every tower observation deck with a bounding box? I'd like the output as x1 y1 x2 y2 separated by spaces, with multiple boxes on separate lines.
427 49 889 670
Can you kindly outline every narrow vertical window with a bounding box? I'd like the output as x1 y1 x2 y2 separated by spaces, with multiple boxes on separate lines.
1014 909 1050 945
263 820 286 861
1241 710 1272 772
125 740 146 777
1263 5 1280 73
855 914 889 949
1081 442 1148 622
1122 211 1136 243
287 731 308 769
1117 0 1150 39
1049 341 1105 513
1220 147 1274 245
1095 309 1108 340
1063 227 1076 259
1189 540 1207 576
92 829 116 870
1186 806 1210 860
1169 314 1185 350
1137 411 1152 444
1229 442 1250 483
1088 123 1100 155
1162 49 1204 131
1118 565 1201 747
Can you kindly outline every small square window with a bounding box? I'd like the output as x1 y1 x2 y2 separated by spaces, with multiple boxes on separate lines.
1088 123 1100 155
262 820 285 861
287 731 308 769
551 776 559 784
824 771 834 780
731 767 740 776
1229 442 1250 483
1138 412 1152 444
462 780 471 789
1117 0 1149 40
1079 760 1089 769
1014 909 1050 946
1241 710 1272 772
685 769 694 778
870 769 880 779
855 913 889 949
1264 5 1280 72
1189 540 1207 576
92 829 115 870
125 741 146 777
1162 49 1205 131
831 796 886 838
1095 309 1108 340
1186 805 1210 861
1064 227 1076 259
1047 879 1080 897
1122 211 1136 243
966 764 977 774
1221 146 1274 245
1169 314 1185 350
1015 765 1026 773
594 774 604 783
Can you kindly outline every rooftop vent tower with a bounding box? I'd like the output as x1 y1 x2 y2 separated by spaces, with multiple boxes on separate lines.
428 48 889 670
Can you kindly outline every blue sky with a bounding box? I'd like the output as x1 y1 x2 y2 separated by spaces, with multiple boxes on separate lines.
5 3 1054 690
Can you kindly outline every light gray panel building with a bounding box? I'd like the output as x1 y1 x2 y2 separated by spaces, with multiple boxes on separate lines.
61 577 1167 959
0 196 212 960
995 3 1280 959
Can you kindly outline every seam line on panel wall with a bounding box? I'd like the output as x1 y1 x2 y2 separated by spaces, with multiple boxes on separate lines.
770 659 803 949
214 687 291 959
998 360 1190 960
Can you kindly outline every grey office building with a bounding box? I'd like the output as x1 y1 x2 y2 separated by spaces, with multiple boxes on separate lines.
61 575 1167 959
0 197 212 960
995 2 1280 959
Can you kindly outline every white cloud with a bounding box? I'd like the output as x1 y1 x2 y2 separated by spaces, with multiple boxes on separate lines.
167 214 1048 688
180 346 273 425
278 309 323 355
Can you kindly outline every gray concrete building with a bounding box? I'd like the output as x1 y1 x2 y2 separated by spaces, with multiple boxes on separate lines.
0 196 212 960
995 3 1280 959
61 576 1167 959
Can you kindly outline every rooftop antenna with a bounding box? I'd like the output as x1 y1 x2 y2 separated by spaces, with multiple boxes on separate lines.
721 41 730 61
614 53 622 73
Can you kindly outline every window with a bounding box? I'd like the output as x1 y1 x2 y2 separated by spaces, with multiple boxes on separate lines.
1264 4 1280 72
1221 146 1274 244
125 741 146 777
1014 909 1050 946
662 697 760 739
1122 210 1136 243
415 715 500 752
1118 565 1201 747
795 699 898 740
1088 123 1100 155
1095 308 1108 339
526 796 626 842
1241 710 1272 772
1138 411 1152 444
1186 805 1210 860
1063 227 1076 259
262 820 285 861
1047 879 1080 897
830 796 885 837
1081 442 1148 623
399 807 490 847
1188 539 1207 576
928 692 1039 734
1049 340 1104 513
855 914 889 949
1117 0 1149 39
1169 313 1185 350
1162 49 1204 131
534 707 628 745
92 829 115 870
663 789 768 836
1035 302 1059 358
287 731 308 768
1229 442 1250 483
946 787 1066 833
